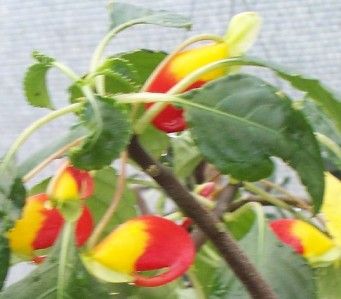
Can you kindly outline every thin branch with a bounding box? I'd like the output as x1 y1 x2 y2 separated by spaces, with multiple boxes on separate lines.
128 136 276 299
87 151 128 248
133 187 152 215
260 179 311 211
23 137 83 183
1 103 82 172
228 195 311 212
191 183 240 249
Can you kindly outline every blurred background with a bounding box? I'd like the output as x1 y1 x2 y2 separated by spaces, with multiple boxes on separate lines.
1 0 340 285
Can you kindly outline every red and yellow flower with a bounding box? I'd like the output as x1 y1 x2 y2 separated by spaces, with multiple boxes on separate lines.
270 173 341 265
82 215 195 287
7 163 94 261
145 12 262 133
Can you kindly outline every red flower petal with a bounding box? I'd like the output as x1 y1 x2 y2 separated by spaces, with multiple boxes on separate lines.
66 165 94 199
134 216 195 287
270 219 304 254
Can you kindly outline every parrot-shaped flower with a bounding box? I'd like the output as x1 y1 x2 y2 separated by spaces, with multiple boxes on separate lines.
7 163 94 261
82 215 195 287
145 11 262 133
270 173 341 265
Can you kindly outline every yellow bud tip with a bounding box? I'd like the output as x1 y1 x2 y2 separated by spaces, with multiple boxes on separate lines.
224 11 262 56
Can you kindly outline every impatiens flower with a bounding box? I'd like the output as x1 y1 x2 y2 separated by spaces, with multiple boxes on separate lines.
145 12 262 133
82 215 195 287
270 219 334 259
270 173 341 265
47 163 94 202
7 164 94 261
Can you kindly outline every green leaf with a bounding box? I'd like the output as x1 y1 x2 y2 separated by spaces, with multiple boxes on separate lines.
194 244 223 298
18 127 86 178
103 70 138 94
132 281 184 299
32 51 55 65
96 57 140 94
9 178 26 211
0 161 25 221
0 235 9 291
171 132 202 179
69 97 132 170
104 280 185 299
68 82 84 104
138 125 170 159
299 99 341 171
23 52 55 109
216 56 341 132
316 265 341 299
0 225 111 299
0 163 25 291
197 204 316 299
108 2 191 31
86 167 137 237
223 203 256 240
117 50 167 87
184 74 324 211
29 177 50 196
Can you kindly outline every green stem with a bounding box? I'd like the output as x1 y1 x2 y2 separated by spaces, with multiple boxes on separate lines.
243 181 321 230
141 34 224 91
52 60 102 135
87 151 128 249
244 182 293 210
315 132 341 161
81 85 103 137
89 21 146 94
187 268 206 299
115 92 178 104
90 20 154 73
53 61 80 81
168 57 241 94
57 221 73 299
1 103 82 172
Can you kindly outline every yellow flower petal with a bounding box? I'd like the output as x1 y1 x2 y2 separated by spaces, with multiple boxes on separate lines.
90 219 149 274
169 42 229 82
47 164 79 202
292 220 334 259
7 195 47 258
321 172 341 246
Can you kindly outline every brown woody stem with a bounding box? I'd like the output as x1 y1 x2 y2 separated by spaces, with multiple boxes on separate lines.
128 136 277 299
192 183 240 249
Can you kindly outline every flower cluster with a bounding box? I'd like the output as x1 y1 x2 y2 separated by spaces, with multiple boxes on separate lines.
7 163 197 287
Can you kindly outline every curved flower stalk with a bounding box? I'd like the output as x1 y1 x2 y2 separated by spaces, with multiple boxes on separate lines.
145 12 262 133
83 215 195 287
7 164 94 261
270 173 341 266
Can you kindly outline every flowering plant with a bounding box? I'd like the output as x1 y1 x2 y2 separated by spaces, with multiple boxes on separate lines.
0 2 340 299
